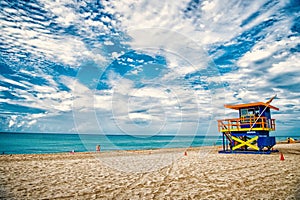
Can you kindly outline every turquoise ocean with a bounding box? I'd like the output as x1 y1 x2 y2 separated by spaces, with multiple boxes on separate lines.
0 132 294 155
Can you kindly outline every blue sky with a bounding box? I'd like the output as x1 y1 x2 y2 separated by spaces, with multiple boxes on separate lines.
0 0 299 136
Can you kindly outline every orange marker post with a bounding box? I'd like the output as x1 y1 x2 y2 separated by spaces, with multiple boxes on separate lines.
280 152 284 161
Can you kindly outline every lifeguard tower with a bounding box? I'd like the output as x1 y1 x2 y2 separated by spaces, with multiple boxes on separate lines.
218 96 279 154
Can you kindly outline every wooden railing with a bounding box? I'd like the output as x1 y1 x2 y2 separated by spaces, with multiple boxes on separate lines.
218 116 276 132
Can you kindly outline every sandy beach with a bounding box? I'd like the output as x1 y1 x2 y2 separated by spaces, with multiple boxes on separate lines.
0 143 299 199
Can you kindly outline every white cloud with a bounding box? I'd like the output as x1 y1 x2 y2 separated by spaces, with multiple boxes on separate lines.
268 54 300 75
238 50 272 67
0 75 29 89
128 112 153 120
238 34 299 68
202 0 216 11
0 86 9 92
1 0 109 67
27 119 37 126
94 95 112 111
8 116 17 128
130 87 167 99
111 51 125 59
104 40 114 45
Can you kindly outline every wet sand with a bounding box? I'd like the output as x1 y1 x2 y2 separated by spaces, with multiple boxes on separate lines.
0 143 299 199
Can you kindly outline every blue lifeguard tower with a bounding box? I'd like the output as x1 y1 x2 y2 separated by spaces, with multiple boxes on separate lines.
218 96 279 154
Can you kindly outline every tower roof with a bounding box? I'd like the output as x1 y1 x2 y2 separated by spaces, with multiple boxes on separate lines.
224 102 279 111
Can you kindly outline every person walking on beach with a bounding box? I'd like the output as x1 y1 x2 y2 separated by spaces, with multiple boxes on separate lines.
96 144 101 152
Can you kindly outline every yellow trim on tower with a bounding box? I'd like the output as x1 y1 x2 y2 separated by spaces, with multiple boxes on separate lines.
220 127 274 132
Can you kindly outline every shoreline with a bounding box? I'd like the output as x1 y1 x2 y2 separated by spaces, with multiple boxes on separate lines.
1 140 299 157
0 144 218 156
2 138 299 156
1 143 299 164
0 145 217 159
